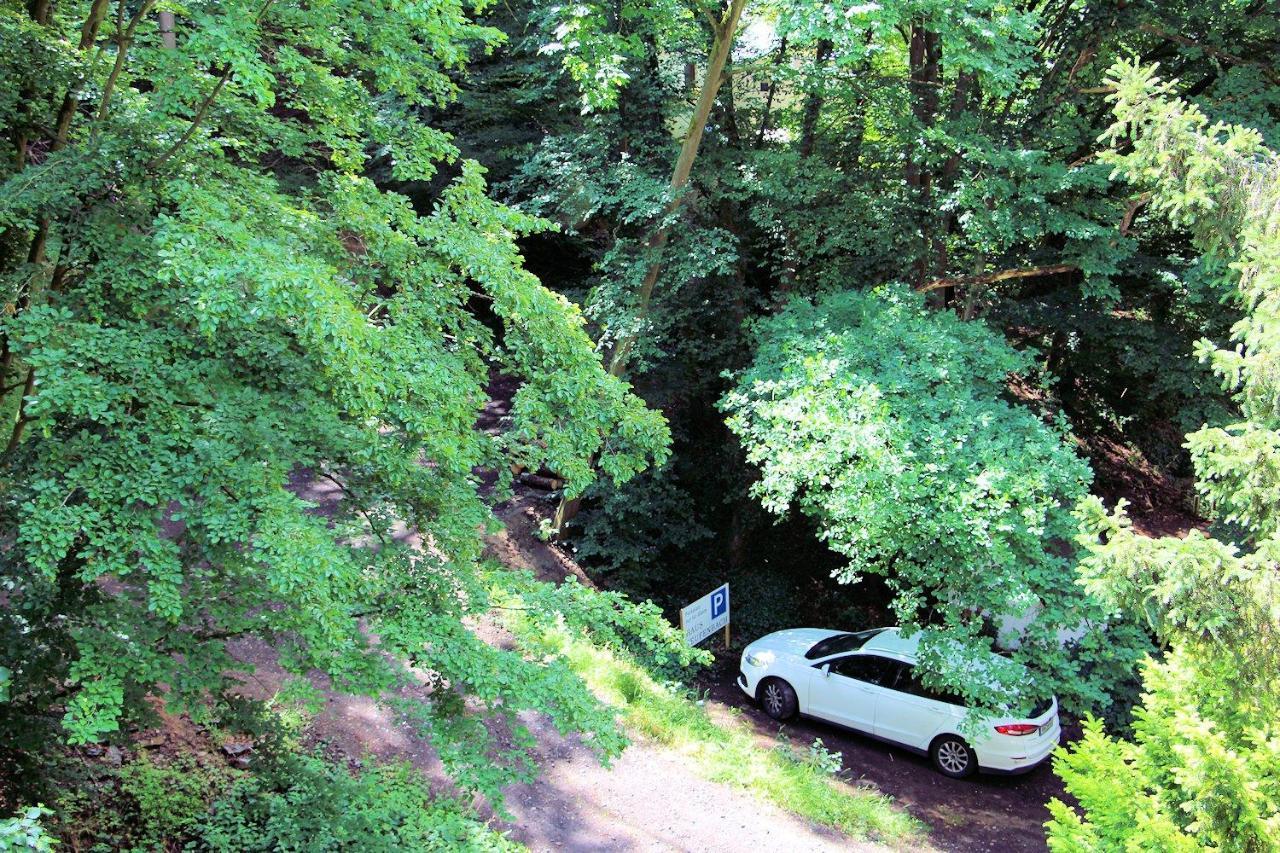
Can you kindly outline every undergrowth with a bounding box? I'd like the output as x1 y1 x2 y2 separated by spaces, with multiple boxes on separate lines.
10 703 520 852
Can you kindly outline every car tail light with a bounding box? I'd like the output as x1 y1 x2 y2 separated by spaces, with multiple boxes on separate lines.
994 723 1038 736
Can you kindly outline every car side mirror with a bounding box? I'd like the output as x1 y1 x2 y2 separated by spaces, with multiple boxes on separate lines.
821 664 831 678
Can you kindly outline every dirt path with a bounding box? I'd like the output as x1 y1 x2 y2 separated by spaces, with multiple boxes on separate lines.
230 630 879 852
224 472 893 852
495 720 878 852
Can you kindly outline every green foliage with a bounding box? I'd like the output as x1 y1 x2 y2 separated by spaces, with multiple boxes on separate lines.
196 754 519 852
0 806 56 852
495 569 711 680
534 0 701 112
573 469 713 583
1049 656 1280 852
509 128 744 373
1047 61 1280 851
119 754 230 850
802 738 843 778
24 697 515 852
0 0 669 813
723 287 1148 714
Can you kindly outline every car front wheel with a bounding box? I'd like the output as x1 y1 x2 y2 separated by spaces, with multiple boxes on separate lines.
758 678 798 721
930 735 977 778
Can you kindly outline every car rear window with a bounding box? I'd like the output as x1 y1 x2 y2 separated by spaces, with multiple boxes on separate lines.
804 628 888 660
1028 697 1053 719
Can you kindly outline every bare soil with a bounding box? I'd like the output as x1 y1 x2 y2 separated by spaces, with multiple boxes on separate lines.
226 630 873 853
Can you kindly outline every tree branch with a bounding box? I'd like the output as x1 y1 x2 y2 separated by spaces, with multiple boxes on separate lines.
1138 23 1280 85
147 65 233 170
147 0 276 170
1120 192 1153 235
917 264 1078 293
6 367 37 453
92 0 158 131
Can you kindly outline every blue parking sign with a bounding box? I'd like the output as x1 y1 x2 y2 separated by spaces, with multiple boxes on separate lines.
680 583 731 646
711 585 729 620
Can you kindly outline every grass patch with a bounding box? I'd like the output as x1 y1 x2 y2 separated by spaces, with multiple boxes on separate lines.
515 620 927 846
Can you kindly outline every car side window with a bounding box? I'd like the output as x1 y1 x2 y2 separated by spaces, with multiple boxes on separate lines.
891 664 966 706
828 655 896 686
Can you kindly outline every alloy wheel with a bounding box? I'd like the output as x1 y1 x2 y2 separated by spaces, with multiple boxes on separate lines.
764 683 784 716
936 740 970 774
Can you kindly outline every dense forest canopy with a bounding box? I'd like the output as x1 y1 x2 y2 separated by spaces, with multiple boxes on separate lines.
1 0 1278 848
0 0 679 826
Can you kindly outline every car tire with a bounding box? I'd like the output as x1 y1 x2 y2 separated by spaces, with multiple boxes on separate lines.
758 678 798 721
930 735 977 778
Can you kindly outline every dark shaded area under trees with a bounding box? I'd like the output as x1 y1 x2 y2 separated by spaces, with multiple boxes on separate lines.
440 0 1271 651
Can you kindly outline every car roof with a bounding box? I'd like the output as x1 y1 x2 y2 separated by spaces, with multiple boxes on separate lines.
859 627 919 661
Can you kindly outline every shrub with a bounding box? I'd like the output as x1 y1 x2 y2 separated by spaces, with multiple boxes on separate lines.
723 286 1150 714
119 755 229 850
0 806 56 852
195 754 518 852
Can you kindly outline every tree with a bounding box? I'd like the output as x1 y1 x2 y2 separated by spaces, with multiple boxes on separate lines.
0 0 673 803
536 0 749 532
722 287 1148 714
452 0 1276 717
1047 60 1280 850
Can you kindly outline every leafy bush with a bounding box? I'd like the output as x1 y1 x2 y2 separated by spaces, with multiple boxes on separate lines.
119 755 231 850
804 739 843 778
0 806 55 852
195 755 517 852
723 286 1149 714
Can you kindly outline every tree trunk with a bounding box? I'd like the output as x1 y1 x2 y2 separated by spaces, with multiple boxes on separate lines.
930 70 977 306
719 75 742 148
797 38 833 159
906 23 940 294
753 36 787 148
159 10 176 49
605 0 747 378
555 0 747 537
2 0 110 402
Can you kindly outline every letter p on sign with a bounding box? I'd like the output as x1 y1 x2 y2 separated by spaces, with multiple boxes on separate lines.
711 587 729 620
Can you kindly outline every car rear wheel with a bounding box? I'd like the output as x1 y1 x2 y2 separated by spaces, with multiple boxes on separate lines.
930 735 977 778
758 678 798 721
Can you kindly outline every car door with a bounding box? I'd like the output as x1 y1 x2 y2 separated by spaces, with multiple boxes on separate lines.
806 654 897 733
873 662 962 750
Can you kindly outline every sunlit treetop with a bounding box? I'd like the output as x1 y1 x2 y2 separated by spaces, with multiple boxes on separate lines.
0 0 671 803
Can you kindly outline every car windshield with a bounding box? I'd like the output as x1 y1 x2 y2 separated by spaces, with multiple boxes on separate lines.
804 628 887 660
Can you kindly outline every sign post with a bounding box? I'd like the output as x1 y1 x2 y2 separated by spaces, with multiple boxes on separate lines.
679 583 730 648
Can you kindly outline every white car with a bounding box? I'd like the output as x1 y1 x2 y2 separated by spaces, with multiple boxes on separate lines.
737 627 1060 778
